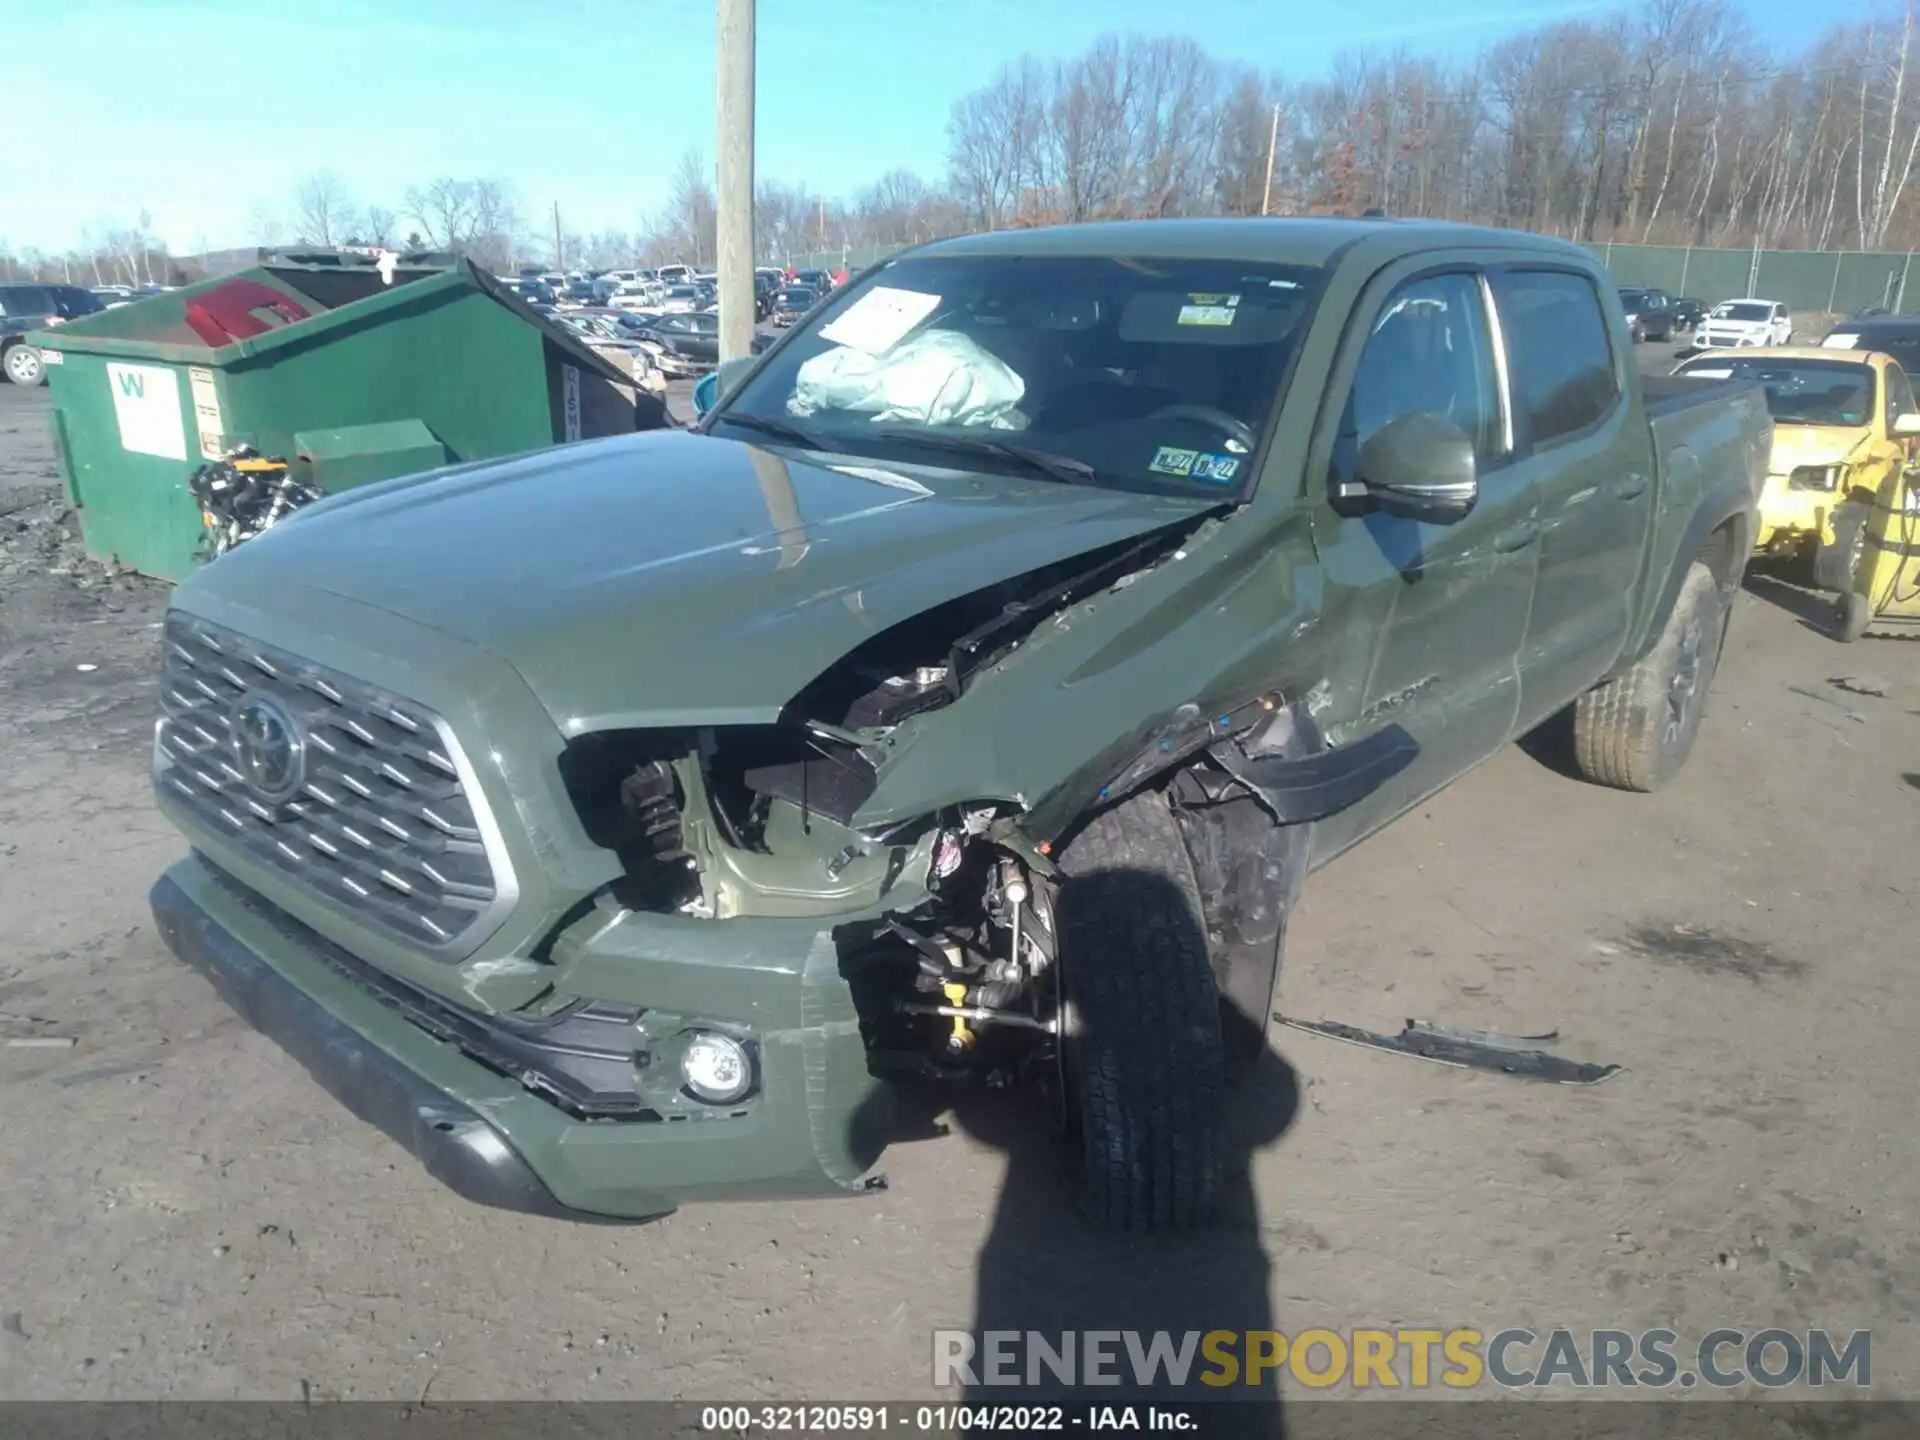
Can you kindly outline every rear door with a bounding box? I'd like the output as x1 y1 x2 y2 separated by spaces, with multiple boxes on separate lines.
1305 258 1539 862
1492 267 1655 730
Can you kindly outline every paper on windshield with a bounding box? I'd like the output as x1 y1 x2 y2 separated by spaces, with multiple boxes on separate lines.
818 285 941 353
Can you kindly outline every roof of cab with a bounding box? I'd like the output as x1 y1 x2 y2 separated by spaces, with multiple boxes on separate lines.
1679 345 1880 363
911 217 1598 269
1844 315 1920 334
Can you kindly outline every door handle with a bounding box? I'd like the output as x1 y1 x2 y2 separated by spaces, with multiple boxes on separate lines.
1613 473 1650 500
1493 520 1540 553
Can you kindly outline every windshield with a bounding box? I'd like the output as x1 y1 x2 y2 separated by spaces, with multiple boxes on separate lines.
1676 357 1874 426
709 252 1322 496
1713 302 1771 322
1619 290 1648 307
780 288 815 304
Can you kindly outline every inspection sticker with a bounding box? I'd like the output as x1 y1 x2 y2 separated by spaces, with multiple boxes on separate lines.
1191 452 1242 482
1178 292 1240 326
1149 445 1199 476
819 285 940 353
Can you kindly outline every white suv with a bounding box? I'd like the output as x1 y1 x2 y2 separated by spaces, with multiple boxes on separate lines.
1694 298 1792 350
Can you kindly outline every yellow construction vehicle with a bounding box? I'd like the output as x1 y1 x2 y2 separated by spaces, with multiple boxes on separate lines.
1830 459 1920 640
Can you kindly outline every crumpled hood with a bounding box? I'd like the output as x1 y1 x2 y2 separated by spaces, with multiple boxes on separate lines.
1767 423 1871 474
183 429 1214 731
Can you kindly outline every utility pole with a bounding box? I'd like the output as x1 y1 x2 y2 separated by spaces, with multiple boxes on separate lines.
1261 103 1281 216
716 0 756 362
553 201 564 272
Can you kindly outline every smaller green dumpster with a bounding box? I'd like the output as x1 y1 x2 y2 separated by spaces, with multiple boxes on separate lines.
35 259 667 581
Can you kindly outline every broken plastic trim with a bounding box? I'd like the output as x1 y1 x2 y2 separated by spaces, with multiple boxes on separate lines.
1210 721 1419 824
1279 1015 1623 1085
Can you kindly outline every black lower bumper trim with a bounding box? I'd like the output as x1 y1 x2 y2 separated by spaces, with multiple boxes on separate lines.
150 873 619 1222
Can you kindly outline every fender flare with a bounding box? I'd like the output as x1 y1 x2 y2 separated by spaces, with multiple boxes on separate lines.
1625 487 1753 669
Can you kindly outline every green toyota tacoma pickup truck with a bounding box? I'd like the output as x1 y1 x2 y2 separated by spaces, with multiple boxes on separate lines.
149 219 1770 1231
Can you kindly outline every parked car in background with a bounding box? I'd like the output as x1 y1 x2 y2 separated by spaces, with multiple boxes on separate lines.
1671 345 1918 590
553 312 663 390
1671 297 1707 331
1618 287 1677 342
657 264 693 286
502 277 557 306
793 268 831 294
1694 298 1793 349
626 309 720 374
772 285 817 326
1820 313 1920 374
655 284 705 315
1 282 106 386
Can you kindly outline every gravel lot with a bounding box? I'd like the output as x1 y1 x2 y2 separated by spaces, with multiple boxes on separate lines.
3 340 1918 1409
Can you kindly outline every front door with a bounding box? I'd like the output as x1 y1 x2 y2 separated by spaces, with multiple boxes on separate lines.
1306 263 1540 863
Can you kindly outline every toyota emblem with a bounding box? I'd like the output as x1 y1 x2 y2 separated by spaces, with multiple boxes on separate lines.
232 696 306 805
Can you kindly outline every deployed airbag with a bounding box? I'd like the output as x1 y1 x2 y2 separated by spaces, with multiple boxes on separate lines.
786 330 1025 427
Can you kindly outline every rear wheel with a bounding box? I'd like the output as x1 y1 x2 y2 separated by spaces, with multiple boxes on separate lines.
3 342 44 387
1571 561 1729 792
1054 788 1223 1231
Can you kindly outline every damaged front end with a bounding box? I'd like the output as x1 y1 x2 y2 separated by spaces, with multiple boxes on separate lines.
539 529 1205 1098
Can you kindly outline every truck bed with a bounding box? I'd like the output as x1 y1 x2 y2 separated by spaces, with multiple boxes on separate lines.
1640 371 1758 418
1643 371 1772 514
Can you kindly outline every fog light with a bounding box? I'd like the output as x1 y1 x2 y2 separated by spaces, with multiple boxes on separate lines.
681 1032 753 1104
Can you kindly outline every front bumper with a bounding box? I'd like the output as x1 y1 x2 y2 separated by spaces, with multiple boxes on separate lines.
151 855 893 1221
1754 477 1839 552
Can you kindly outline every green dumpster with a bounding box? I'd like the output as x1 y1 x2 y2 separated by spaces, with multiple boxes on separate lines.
34 258 667 581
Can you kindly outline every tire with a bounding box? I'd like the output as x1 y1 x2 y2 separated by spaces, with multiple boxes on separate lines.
1813 500 1869 595
1054 787 1223 1231
1571 561 1729 792
3 342 44 387
1831 590 1872 643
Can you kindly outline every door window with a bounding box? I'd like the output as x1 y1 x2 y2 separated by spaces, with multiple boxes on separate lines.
1491 270 1619 448
1886 363 1916 431
1338 272 1504 479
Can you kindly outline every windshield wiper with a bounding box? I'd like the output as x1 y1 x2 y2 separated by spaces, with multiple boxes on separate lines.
711 411 823 450
870 428 1098 486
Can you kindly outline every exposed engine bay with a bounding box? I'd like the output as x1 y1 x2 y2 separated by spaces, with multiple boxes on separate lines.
552 527 1205 1086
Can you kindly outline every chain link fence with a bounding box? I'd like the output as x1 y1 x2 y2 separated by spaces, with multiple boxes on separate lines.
1585 242 1918 315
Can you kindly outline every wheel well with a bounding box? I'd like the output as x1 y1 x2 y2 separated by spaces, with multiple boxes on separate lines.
1701 516 1744 590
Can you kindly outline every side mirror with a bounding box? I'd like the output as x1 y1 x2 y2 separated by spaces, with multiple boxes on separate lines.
1354 411 1478 523
694 355 756 417
1894 412 1920 438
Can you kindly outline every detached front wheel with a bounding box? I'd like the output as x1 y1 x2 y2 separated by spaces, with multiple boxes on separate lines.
1054 787 1224 1231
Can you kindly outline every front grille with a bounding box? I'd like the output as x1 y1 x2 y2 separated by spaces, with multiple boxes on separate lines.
154 612 512 955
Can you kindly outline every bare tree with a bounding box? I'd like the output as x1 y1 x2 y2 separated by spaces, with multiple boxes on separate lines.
293 170 357 246
404 178 478 250
363 206 398 247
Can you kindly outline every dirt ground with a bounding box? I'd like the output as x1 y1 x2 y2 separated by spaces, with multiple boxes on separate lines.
2 351 1917 1408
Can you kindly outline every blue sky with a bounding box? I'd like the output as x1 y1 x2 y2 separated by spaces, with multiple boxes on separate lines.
5 0 1820 255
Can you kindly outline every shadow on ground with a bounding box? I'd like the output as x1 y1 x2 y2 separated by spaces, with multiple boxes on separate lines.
1742 562 1839 636
881 869 1300 1435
